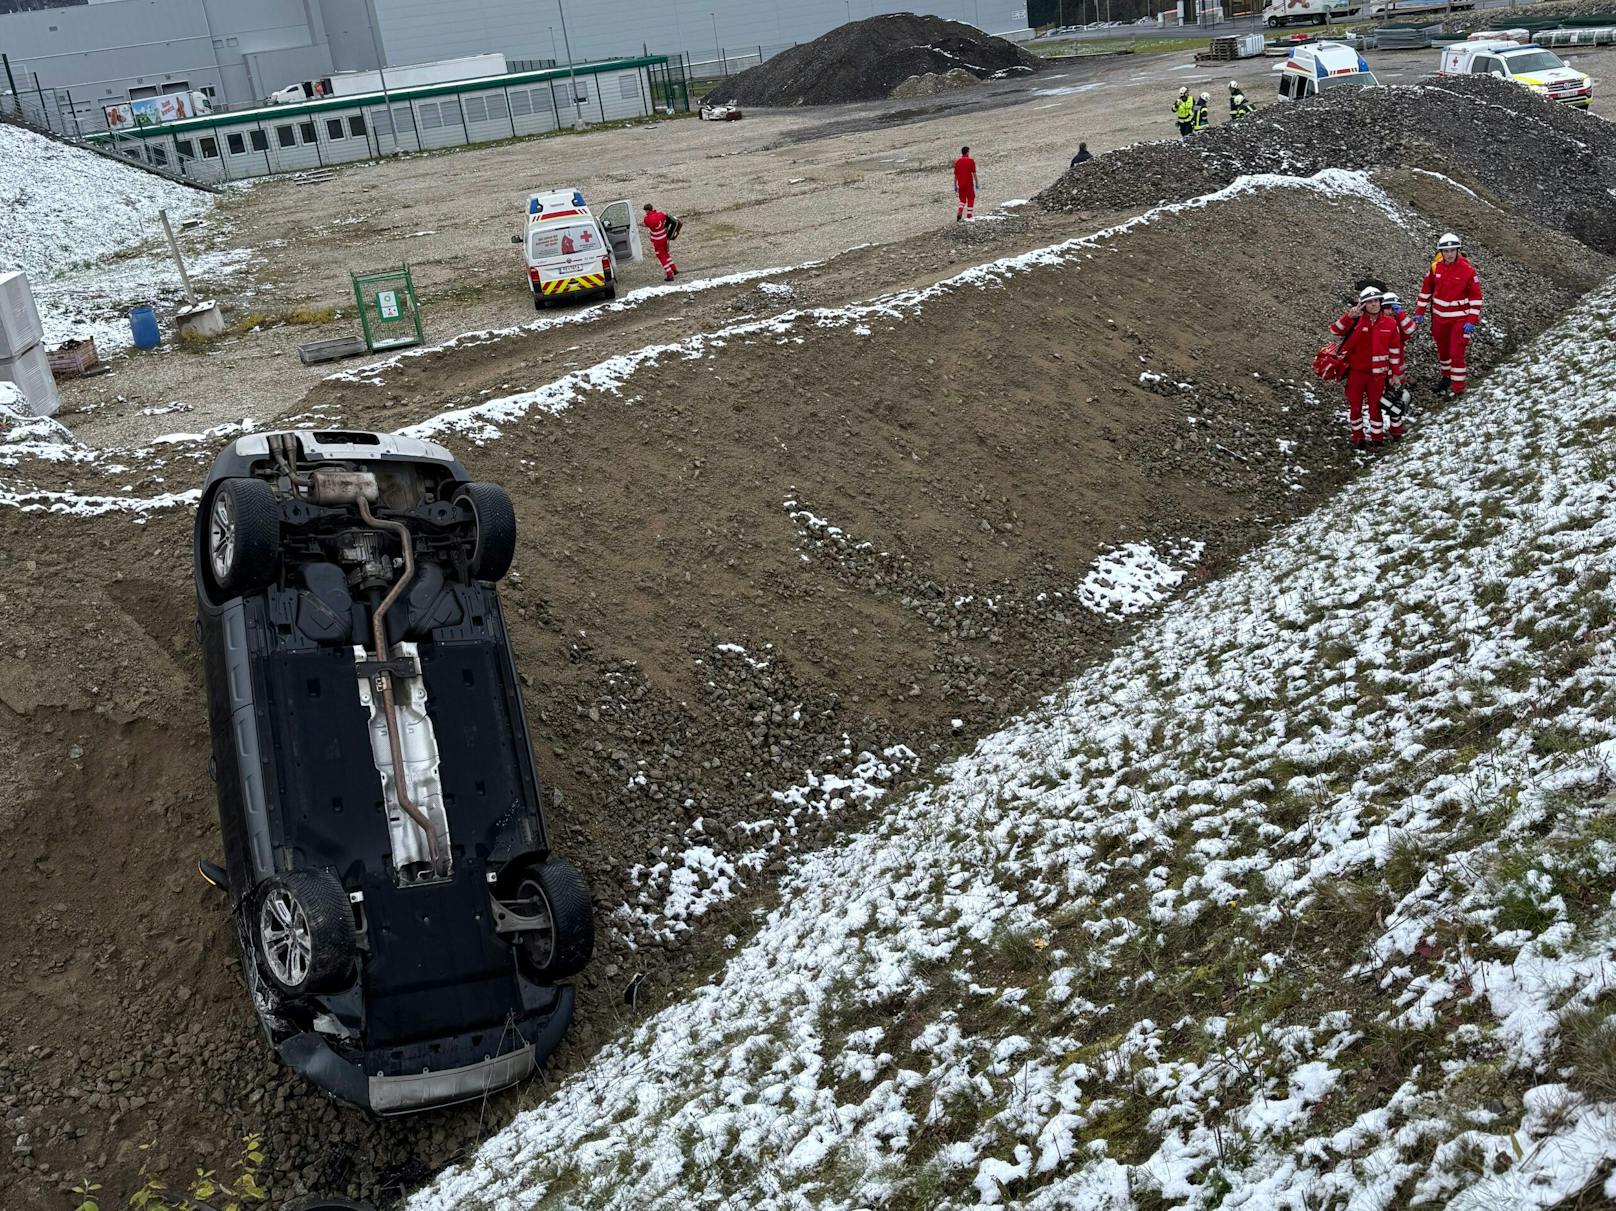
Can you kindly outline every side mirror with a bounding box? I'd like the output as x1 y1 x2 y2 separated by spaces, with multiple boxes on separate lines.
1491 70 1504 78
511 234 522 244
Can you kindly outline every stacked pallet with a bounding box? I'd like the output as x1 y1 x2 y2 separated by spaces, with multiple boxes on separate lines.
0 272 59 417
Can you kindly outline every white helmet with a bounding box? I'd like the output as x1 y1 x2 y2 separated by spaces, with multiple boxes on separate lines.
1179 86 1189 97
1437 232 1461 251
1381 291 1401 306
1199 91 1210 101
1229 80 1240 90
1357 285 1382 303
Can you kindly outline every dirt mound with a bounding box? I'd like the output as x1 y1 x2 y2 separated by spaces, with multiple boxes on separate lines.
890 67 980 99
0 167 1607 1208
1037 75 1616 252
1419 0 1616 33
704 13 1042 107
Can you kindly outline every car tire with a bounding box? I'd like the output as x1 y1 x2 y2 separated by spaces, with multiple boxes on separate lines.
255 870 355 997
510 857 594 981
456 481 517 582
533 295 545 312
603 283 617 300
207 478 280 593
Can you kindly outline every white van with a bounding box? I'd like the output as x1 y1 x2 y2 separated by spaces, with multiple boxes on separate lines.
513 189 641 309
1274 41 1380 99
1261 0 1360 28
1437 39 1594 107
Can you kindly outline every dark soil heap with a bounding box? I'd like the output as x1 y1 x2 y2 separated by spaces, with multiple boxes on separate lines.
1413 0 1616 33
705 13 1043 107
1038 75 1616 253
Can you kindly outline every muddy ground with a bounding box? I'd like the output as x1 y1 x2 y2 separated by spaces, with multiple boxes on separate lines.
56 43 1616 451
2 129 1610 1205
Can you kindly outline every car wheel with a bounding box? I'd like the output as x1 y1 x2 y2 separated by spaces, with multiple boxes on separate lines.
1267 15 1280 26
456 481 516 581
603 283 618 300
508 857 594 981
256 870 355 996
208 478 280 593
533 295 545 312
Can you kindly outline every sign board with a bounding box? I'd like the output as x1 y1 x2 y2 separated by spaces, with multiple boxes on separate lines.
376 289 401 321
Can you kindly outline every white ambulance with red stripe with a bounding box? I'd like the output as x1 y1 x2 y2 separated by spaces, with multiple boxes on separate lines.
514 189 641 310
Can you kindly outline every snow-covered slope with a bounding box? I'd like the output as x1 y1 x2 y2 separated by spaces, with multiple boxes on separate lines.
0 122 209 280
0 122 239 349
413 278 1616 1210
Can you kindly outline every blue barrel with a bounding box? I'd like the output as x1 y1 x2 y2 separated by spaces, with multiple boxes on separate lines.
129 305 160 350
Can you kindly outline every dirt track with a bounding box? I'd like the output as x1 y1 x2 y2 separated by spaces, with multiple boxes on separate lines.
61 43 1616 450
6 39 1616 1210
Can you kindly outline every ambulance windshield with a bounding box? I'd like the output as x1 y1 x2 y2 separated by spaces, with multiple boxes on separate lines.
530 223 600 261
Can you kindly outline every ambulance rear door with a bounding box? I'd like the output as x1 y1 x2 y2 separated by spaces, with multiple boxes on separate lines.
599 200 642 263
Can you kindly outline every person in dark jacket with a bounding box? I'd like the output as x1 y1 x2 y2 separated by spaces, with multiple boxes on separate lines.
1070 143 1092 167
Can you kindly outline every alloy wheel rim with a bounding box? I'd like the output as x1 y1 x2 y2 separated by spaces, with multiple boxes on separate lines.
209 493 236 583
260 888 311 987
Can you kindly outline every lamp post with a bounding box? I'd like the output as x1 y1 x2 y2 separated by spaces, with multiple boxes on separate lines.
364 0 397 153
556 0 583 122
711 11 720 70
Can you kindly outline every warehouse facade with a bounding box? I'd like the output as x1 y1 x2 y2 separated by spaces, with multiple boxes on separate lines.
1 0 1029 125
84 57 679 183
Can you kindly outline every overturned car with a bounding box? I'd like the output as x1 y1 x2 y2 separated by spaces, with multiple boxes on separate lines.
193 429 592 1115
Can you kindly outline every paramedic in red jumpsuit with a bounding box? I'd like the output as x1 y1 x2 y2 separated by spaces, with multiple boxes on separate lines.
1329 286 1403 448
1412 232 1483 396
642 203 678 282
954 146 978 222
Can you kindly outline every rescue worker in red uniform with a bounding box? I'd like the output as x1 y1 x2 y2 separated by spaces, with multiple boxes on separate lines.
1380 290 1416 440
954 145 978 221
1412 232 1483 396
1329 285 1404 449
642 202 678 282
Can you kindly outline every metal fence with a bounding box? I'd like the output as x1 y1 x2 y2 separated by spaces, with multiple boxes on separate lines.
3 54 691 186
681 41 799 83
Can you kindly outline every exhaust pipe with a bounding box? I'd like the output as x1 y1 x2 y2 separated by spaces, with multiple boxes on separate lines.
356 494 446 877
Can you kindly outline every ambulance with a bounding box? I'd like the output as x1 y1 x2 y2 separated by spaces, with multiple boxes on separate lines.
513 189 641 309
1437 40 1594 108
1274 41 1379 100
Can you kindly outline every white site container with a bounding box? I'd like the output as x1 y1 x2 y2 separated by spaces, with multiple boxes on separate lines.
1238 33 1266 57
0 271 44 361
0 342 61 417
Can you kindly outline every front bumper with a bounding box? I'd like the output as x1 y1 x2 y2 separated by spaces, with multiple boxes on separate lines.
276 984 575 1115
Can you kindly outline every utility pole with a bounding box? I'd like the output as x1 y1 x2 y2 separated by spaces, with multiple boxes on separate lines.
365 0 398 153
557 0 584 124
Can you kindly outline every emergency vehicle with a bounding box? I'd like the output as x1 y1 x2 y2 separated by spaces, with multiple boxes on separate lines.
1274 41 1379 100
513 189 641 309
1437 40 1594 108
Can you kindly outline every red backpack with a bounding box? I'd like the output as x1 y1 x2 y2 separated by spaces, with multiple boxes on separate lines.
1313 316 1361 382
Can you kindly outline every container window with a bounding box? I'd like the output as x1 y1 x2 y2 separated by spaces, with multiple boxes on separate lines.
176 138 195 158
347 115 366 137
276 125 296 147
299 121 317 143
226 132 245 155
250 129 269 151
199 136 218 158
326 118 345 140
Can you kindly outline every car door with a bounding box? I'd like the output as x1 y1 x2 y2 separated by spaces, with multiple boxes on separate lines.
599 200 641 263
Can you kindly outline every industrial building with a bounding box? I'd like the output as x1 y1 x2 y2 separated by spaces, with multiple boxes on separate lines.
0 0 1030 130
83 56 680 182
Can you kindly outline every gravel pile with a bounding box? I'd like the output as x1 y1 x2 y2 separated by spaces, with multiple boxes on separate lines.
1417 0 1616 33
704 13 1042 107
1037 75 1616 252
